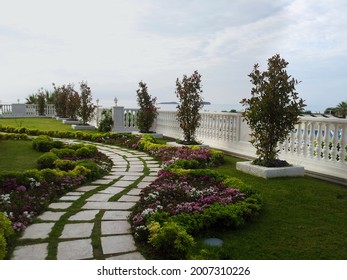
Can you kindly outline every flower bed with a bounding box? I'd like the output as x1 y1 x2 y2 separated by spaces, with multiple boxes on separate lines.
130 170 262 259
0 138 113 232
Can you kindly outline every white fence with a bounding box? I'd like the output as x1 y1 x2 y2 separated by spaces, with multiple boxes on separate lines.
111 107 347 184
0 104 56 117
1 102 346 183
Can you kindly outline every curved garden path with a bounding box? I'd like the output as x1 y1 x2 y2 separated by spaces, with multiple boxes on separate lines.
11 141 160 260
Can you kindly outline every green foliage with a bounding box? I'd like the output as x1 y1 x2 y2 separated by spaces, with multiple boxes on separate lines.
50 148 76 159
135 81 158 133
75 145 98 158
32 135 54 152
53 83 70 118
241 54 306 164
148 221 195 259
176 70 204 143
75 159 101 180
166 159 200 170
54 159 77 171
77 81 96 125
0 212 13 260
66 88 81 120
37 152 59 169
36 88 46 116
98 109 114 132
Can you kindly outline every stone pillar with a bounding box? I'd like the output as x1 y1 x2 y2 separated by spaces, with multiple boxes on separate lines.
112 106 125 132
12 104 27 117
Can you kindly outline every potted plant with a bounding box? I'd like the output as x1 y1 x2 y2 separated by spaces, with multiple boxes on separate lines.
175 70 204 145
238 54 306 178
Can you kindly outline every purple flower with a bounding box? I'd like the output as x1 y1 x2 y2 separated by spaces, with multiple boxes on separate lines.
16 185 27 192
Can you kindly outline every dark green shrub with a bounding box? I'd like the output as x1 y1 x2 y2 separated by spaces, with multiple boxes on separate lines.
69 143 85 151
167 159 200 170
52 140 64 149
50 148 76 159
54 159 77 171
37 152 59 169
40 168 63 182
75 145 98 158
76 159 101 180
32 135 54 152
98 109 114 132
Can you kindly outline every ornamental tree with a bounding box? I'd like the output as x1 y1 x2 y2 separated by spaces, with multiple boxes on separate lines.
36 88 46 116
240 54 306 166
77 81 96 125
135 81 158 133
175 70 204 144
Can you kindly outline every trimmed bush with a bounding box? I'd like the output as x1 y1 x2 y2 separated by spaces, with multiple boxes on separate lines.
76 159 101 180
148 221 195 260
50 148 76 159
37 152 59 169
75 145 98 158
54 159 77 171
32 135 54 152
0 212 14 260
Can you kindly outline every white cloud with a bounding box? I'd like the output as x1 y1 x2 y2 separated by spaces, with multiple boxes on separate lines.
0 0 346 110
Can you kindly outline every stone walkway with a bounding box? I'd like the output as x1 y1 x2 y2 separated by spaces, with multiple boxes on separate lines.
11 142 161 260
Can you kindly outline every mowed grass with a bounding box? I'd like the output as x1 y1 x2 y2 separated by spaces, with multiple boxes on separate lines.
197 155 347 260
0 140 43 171
0 117 97 133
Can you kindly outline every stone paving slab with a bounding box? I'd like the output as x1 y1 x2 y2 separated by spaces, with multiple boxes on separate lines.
112 180 135 187
38 211 65 221
137 181 150 189
102 211 131 220
149 167 161 172
118 195 140 202
86 193 115 202
141 176 158 182
92 179 114 185
128 167 144 172
147 164 161 168
127 189 142 196
99 187 124 194
76 185 100 192
12 243 48 260
106 252 145 260
21 223 55 239
121 175 141 181
112 171 143 176
49 202 73 209
82 201 136 210
101 220 131 235
60 223 94 238
57 239 93 260
102 175 121 180
66 191 83 196
101 235 137 255
69 210 99 221
59 195 81 201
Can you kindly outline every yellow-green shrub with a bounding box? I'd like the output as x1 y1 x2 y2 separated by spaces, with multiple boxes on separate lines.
0 212 13 260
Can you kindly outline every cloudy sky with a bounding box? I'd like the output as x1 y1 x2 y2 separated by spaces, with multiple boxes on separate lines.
0 0 346 112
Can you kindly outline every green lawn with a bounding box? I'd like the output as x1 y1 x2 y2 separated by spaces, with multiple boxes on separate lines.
195 155 347 259
0 118 97 133
0 140 43 171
